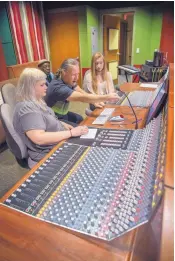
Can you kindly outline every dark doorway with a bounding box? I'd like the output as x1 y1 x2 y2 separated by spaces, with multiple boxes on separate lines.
119 21 127 65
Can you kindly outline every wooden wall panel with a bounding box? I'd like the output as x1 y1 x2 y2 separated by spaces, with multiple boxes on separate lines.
46 11 81 84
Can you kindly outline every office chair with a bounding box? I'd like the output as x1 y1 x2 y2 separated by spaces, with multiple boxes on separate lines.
0 103 29 168
1 83 16 109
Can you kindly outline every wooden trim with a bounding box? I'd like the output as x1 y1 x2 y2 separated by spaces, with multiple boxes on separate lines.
159 188 174 261
164 63 174 188
100 7 137 15
46 6 84 14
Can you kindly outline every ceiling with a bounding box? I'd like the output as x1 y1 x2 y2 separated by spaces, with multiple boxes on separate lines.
43 1 169 11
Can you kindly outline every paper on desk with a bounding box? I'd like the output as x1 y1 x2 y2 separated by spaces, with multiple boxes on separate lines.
140 83 158 88
80 129 97 139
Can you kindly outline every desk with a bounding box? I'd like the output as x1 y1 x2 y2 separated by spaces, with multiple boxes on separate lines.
0 66 174 261
81 105 149 129
159 188 174 261
168 64 174 108
80 82 155 130
164 107 174 188
0 140 162 261
169 93 174 108
0 201 162 261
120 82 156 92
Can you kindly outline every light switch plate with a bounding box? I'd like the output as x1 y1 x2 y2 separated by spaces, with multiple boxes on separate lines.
136 48 140 53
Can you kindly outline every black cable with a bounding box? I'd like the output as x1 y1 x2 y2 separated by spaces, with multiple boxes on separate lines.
164 184 174 190
116 86 138 129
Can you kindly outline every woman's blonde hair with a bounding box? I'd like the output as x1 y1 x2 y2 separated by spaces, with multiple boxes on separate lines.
16 68 46 109
91 52 110 94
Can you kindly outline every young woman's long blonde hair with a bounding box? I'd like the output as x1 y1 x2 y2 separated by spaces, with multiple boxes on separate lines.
91 52 110 94
16 68 47 109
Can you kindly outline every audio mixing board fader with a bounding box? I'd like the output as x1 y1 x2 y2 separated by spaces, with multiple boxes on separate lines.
3 143 87 215
1 114 165 241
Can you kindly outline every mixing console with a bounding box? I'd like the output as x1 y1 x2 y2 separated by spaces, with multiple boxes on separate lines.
121 91 154 107
3 144 87 215
69 129 134 149
1 114 165 241
68 119 162 152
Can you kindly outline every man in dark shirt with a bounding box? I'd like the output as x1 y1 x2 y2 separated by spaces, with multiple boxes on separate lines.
45 58 119 125
38 59 54 86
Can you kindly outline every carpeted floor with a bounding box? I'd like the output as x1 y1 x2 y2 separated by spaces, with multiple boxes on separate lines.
0 101 88 198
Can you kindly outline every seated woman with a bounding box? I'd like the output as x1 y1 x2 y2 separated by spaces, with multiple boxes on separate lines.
83 52 117 112
13 68 88 167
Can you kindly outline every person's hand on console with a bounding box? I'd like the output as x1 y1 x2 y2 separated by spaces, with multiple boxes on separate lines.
93 102 105 109
106 93 120 103
116 92 122 99
71 125 88 137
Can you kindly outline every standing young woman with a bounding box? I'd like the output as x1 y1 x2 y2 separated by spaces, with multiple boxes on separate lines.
83 52 118 111
13 68 88 167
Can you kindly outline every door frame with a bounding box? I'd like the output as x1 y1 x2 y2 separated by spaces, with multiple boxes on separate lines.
99 7 137 65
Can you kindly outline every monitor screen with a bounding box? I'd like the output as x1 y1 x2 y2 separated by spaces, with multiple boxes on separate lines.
146 78 168 125
158 66 169 93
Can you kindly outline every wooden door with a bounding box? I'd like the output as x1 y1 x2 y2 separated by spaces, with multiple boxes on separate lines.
46 11 81 84
103 15 120 84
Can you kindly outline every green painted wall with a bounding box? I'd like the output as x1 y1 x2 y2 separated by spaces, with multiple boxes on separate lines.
132 7 162 64
78 6 88 68
78 6 100 69
86 6 100 66
0 3 16 65
150 8 162 56
79 5 163 68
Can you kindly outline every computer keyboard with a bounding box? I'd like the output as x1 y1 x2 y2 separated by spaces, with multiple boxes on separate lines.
99 108 115 115
92 108 115 125
121 91 154 107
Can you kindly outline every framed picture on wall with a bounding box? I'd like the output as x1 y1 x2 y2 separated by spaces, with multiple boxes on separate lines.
108 61 118 80
108 28 119 51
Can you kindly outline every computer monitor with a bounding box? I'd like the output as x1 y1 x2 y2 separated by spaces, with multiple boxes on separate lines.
158 66 169 93
146 78 168 125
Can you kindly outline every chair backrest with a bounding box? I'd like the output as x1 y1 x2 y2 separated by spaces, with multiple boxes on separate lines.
82 68 91 79
7 61 39 79
0 103 28 160
1 83 16 109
